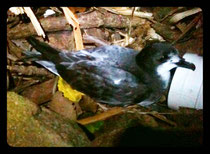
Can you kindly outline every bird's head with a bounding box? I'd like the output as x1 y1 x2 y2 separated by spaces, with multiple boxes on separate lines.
136 42 196 73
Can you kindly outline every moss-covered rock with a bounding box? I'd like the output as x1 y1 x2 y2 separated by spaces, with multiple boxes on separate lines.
7 92 90 147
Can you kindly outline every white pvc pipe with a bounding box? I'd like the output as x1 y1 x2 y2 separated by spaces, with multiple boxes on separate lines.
168 53 203 110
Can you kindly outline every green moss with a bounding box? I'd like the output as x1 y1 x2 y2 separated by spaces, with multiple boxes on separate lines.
85 121 104 133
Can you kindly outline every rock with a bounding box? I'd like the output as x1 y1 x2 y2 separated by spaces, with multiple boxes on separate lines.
7 92 90 147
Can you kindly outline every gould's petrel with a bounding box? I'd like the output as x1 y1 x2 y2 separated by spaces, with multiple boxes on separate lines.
25 37 196 106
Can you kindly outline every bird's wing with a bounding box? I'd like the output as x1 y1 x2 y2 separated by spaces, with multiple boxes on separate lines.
59 45 140 75
56 60 147 106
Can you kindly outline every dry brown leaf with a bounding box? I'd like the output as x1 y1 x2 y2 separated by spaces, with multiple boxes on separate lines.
69 7 87 14
48 91 80 121
169 8 202 24
21 78 56 105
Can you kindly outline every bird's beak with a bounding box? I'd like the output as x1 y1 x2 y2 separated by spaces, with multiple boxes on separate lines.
175 56 196 71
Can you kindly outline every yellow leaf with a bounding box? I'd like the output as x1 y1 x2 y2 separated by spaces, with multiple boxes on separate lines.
57 77 84 103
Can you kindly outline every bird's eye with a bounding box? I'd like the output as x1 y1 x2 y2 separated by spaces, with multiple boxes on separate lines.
159 55 166 61
158 54 170 62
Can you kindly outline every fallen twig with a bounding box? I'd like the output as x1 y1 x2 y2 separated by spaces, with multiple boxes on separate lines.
77 107 124 125
8 10 147 39
147 111 177 126
62 7 84 51
112 31 135 47
101 7 153 20
83 35 110 46
7 65 54 78
23 7 46 38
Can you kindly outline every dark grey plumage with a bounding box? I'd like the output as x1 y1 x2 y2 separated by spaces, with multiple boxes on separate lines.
25 37 195 106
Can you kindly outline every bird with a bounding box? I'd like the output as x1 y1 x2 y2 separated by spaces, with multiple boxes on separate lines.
25 36 196 107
